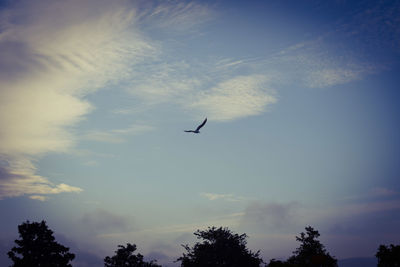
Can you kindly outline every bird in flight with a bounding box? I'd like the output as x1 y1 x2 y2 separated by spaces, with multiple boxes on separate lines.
184 118 207 133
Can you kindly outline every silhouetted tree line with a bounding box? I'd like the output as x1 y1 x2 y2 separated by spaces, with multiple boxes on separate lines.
6 220 400 266
376 244 400 267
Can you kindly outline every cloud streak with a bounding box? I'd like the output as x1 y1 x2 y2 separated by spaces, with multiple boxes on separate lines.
138 1 214 32
274 38 380 88
0 156 83 200
83 124 154 143
189 75 277 121
201 192 245 202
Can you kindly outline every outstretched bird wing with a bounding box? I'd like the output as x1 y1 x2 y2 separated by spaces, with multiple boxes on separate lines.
195 118 207 131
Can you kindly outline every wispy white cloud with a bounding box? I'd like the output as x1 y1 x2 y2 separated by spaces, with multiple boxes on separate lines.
268 1 400 90
304 67 369 88
274 39 380 88
0 158 83 199
125 55 279 121
215 59 244 69
29 195 48 201
111 107 148 115
83 124 154 143
138 1 215 32
227 2 399 91
189 75 277 121
128 28 382 120
126 60 202 105
200 192 245 202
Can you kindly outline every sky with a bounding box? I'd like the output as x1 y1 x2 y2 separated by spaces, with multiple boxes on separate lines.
0 0 399 266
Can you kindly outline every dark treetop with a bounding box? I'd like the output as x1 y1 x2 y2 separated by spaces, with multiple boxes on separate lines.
8 220 75 267
177 226 263 267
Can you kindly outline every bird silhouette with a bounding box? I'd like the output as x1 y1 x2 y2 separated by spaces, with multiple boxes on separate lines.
184 118 207 133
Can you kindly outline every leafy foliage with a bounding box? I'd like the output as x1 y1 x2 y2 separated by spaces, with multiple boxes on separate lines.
7 220 75 267
177 226 264 267
104 243 161 267
376 244 400 267
286 226 337 267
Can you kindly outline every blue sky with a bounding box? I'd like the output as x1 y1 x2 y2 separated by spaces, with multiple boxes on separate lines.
0 0 399 266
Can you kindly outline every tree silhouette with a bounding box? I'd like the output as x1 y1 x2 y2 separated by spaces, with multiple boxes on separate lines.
376 244 400 267
104 243 161 267
7 220 75 267
267 259 296 267
286 226 337 267
177 226 264 267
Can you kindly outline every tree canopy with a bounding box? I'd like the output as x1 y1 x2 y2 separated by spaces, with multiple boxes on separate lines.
286 226 337 267
7 220 75 267
376 244 400 267
177 226 264 267
104 243 161 267
267 259 297 267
